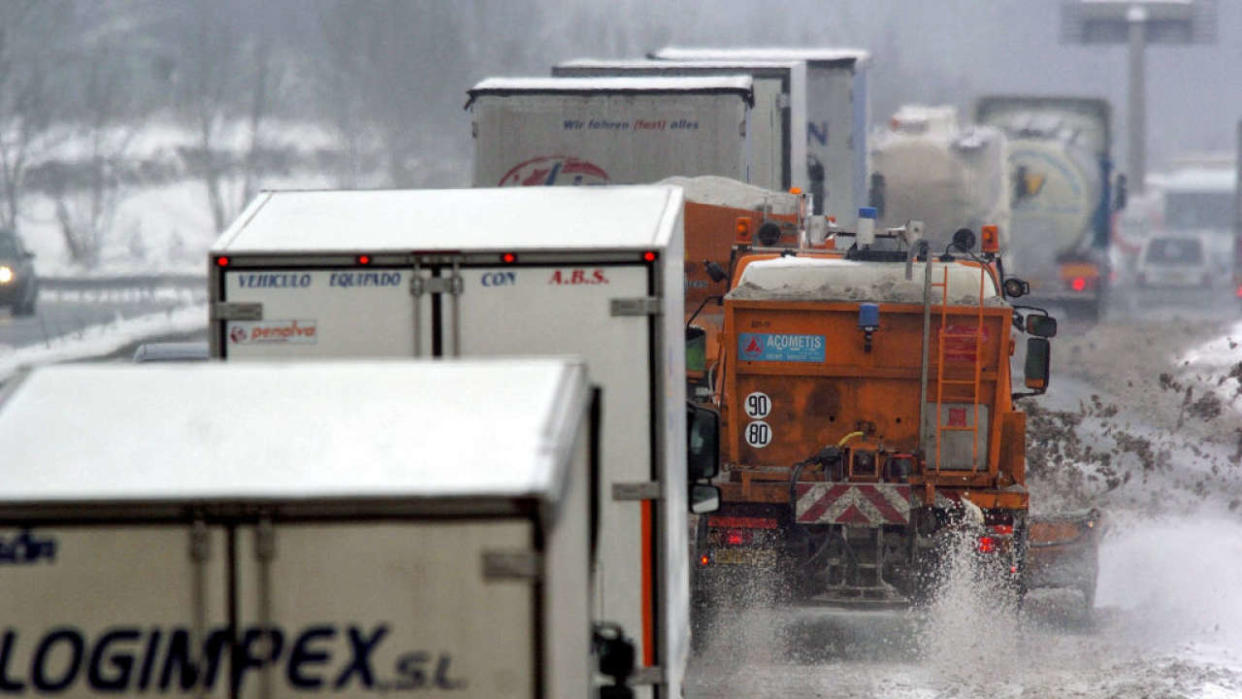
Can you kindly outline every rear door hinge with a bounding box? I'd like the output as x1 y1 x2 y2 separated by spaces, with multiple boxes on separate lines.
610 297 661 317
411 275 463 297
482 551 541 581
612 481 663 501
211 302 263 321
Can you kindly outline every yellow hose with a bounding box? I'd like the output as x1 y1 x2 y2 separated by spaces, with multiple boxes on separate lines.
837 431 865 447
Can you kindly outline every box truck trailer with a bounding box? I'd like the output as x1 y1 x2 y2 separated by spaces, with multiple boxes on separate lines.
468 76 757 191
551 59 807 193
650 47 870 224
208 186 719 698
0 359 593 698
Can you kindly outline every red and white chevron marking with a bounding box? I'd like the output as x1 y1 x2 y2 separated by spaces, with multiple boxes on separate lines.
794 483 914 525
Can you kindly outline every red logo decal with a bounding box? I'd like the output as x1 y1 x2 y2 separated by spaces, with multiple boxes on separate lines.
499 155 611 186
548 269 609 285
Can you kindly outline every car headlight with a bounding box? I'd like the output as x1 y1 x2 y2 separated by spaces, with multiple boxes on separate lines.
0 266 13 284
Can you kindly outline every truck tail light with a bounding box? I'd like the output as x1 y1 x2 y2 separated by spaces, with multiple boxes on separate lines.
723 529 751 546
356 254 372 265
643 251 657 262
215 256 230 267
1235 284 1242 298
502 252 518 264
977 536 996 554
1071 277 1087 292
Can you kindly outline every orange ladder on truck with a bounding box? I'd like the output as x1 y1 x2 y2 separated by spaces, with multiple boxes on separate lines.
931 264 987 472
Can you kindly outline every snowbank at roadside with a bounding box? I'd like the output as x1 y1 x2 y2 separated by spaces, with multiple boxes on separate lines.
0 305 207 381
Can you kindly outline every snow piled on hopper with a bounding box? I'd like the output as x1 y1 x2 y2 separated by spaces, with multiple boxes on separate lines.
727 257 1004 306
659 175 800 214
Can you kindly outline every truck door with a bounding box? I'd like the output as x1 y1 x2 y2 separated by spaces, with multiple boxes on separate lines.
233 519 538 699
218 267 427 359
0 523 229 696
442 258 661 675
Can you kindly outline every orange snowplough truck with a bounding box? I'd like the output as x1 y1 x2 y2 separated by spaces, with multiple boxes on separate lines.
691 219 1098 626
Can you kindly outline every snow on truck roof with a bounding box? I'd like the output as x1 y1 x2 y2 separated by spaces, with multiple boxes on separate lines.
0 360 587 506
213 186 683 254
555 58 802 72
728 256 1003 306
467 75 754 104
651 47 869 66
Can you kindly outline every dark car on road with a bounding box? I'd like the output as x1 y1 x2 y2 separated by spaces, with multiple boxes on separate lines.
0 230 37 316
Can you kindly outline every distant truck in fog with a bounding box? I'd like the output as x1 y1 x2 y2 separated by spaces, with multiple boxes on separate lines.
551 59 808 195
869 105 1011 258
976 96 1125 321
650 47 870 226
468 76 762 190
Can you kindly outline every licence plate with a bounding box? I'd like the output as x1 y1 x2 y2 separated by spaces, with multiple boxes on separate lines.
713 548 777 566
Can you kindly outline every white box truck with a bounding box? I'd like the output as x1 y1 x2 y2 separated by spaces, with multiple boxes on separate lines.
0 359 593 698
207 186 720 698
468 76 757 190
651 47 870 224
551 59 807 194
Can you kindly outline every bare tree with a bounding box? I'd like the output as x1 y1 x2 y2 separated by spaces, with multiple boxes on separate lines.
0 1 69 235
51 48 135 268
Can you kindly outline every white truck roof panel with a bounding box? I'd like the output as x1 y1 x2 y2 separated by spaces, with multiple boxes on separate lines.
555 58 801 71
469 75 753 97
213 186 683 253
0 360 586 504
652 47 870 66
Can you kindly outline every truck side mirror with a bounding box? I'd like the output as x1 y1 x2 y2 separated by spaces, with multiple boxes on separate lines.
689 484 720 515
686 403 719 481
686 327 707 373
1024 337 1051 392
1025 314 1057 338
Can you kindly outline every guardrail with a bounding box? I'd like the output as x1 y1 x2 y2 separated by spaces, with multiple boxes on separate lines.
40 274 206 292
38 274 207 302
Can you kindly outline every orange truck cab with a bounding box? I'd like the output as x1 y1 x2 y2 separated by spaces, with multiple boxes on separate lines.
692 222 1062 614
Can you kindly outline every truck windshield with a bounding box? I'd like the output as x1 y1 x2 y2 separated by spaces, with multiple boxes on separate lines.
1145 238 1204 265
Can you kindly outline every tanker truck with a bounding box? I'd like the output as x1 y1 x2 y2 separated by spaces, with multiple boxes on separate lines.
975 96 1124 321
870 105 1011 262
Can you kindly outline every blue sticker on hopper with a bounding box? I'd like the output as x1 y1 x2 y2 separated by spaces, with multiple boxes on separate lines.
738 333 826 362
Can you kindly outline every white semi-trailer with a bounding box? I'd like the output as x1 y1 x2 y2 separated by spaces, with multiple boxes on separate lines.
551 59 807 194
208 186 719 699
468 76 757 190
0 360 593 698
650 47 870 224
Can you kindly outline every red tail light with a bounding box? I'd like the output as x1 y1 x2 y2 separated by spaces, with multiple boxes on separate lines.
1071 277 1087 292
1235 284 1242 298
723 529 751 546
977 536 996 554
